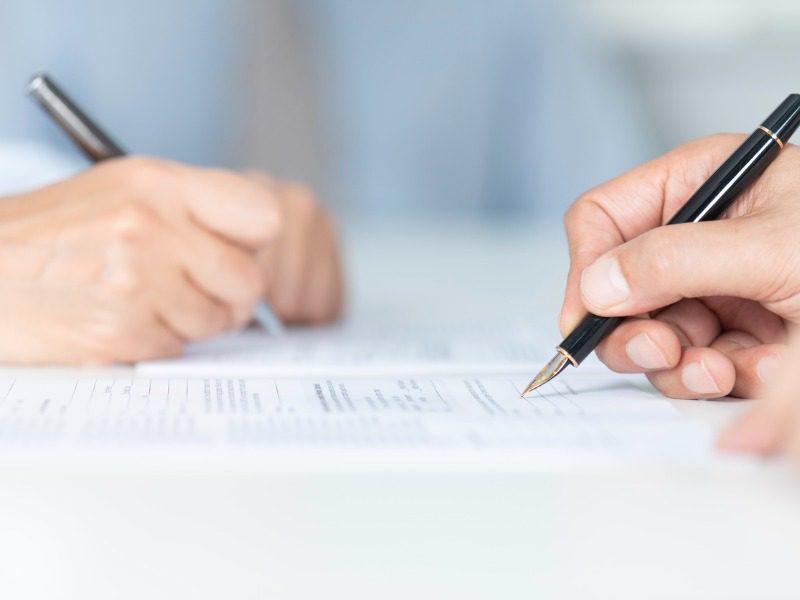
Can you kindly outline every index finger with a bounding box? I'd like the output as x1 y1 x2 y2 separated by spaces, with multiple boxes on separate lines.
559 134 744 335
128 158 284 249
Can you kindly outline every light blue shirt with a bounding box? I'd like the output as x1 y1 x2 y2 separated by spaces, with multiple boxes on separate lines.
0 0 244 167
303 0 652 214
0 0 652 215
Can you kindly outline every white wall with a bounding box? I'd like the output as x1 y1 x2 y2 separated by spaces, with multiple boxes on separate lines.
571 0 800 153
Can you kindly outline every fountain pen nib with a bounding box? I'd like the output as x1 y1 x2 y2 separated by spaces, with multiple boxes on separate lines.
521 352 571 397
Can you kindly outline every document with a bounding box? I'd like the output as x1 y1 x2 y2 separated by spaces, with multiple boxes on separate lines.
137 324 593 377
0 372 715 463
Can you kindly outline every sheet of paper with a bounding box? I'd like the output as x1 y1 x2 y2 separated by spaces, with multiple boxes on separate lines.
137 324 599 377
0 372 716 465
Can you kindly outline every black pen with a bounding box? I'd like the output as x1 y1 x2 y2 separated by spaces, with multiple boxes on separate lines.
27 72 285 335
523 93 800 396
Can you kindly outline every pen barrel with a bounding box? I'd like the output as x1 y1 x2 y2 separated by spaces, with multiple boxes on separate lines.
667 129 779 225
28 74 125 162
560 315 623 365
762 93 800 145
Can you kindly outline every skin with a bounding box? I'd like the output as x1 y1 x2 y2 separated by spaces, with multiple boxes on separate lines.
561 134 800 400
0 156 343 365
717 331 800 460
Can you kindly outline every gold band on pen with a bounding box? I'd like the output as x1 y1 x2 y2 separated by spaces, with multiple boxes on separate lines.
556 346 578 367
759 125 785 149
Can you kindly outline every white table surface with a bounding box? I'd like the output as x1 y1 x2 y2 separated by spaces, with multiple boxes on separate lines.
1 216 798 600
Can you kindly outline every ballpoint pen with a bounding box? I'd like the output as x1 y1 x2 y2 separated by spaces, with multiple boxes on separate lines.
523 93 800 397
27 72 285 335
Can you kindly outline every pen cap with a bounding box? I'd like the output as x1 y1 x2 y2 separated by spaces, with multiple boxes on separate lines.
28 73 125 161
761 93 800 144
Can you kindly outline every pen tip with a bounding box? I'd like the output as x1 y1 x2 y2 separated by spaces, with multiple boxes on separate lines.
520 352 571 398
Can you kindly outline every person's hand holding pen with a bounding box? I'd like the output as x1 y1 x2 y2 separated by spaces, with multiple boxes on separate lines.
718 329 800 459
0 157 343 364
559 134 800 399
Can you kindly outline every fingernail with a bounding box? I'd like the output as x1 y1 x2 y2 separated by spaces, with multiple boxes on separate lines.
580 256 630 310
681 360 721 396
625 333 670 369
757 354 783 383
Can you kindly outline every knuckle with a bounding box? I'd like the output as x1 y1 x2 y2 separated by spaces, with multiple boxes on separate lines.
287 183 319 218
563 198 585 229
103 266 143 295
85 313 134 360
241 193 283 247
101 240 146 296
126 156 176 181
639 230 683 281
249 212 280 246
563 194 601 237
109 203 159 242
114 156 179 195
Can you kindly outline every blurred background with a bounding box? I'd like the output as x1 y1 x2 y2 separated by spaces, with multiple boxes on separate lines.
0 0 798 221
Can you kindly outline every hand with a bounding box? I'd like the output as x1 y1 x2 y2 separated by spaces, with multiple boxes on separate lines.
717 330 800 459
246 173 344 325
561 135 800 399
0 157 337 364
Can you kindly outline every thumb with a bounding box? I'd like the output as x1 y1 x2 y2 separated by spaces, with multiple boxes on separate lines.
578 219 773 317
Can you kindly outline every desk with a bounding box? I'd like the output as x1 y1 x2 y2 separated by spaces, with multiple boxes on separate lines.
0 217 798 600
